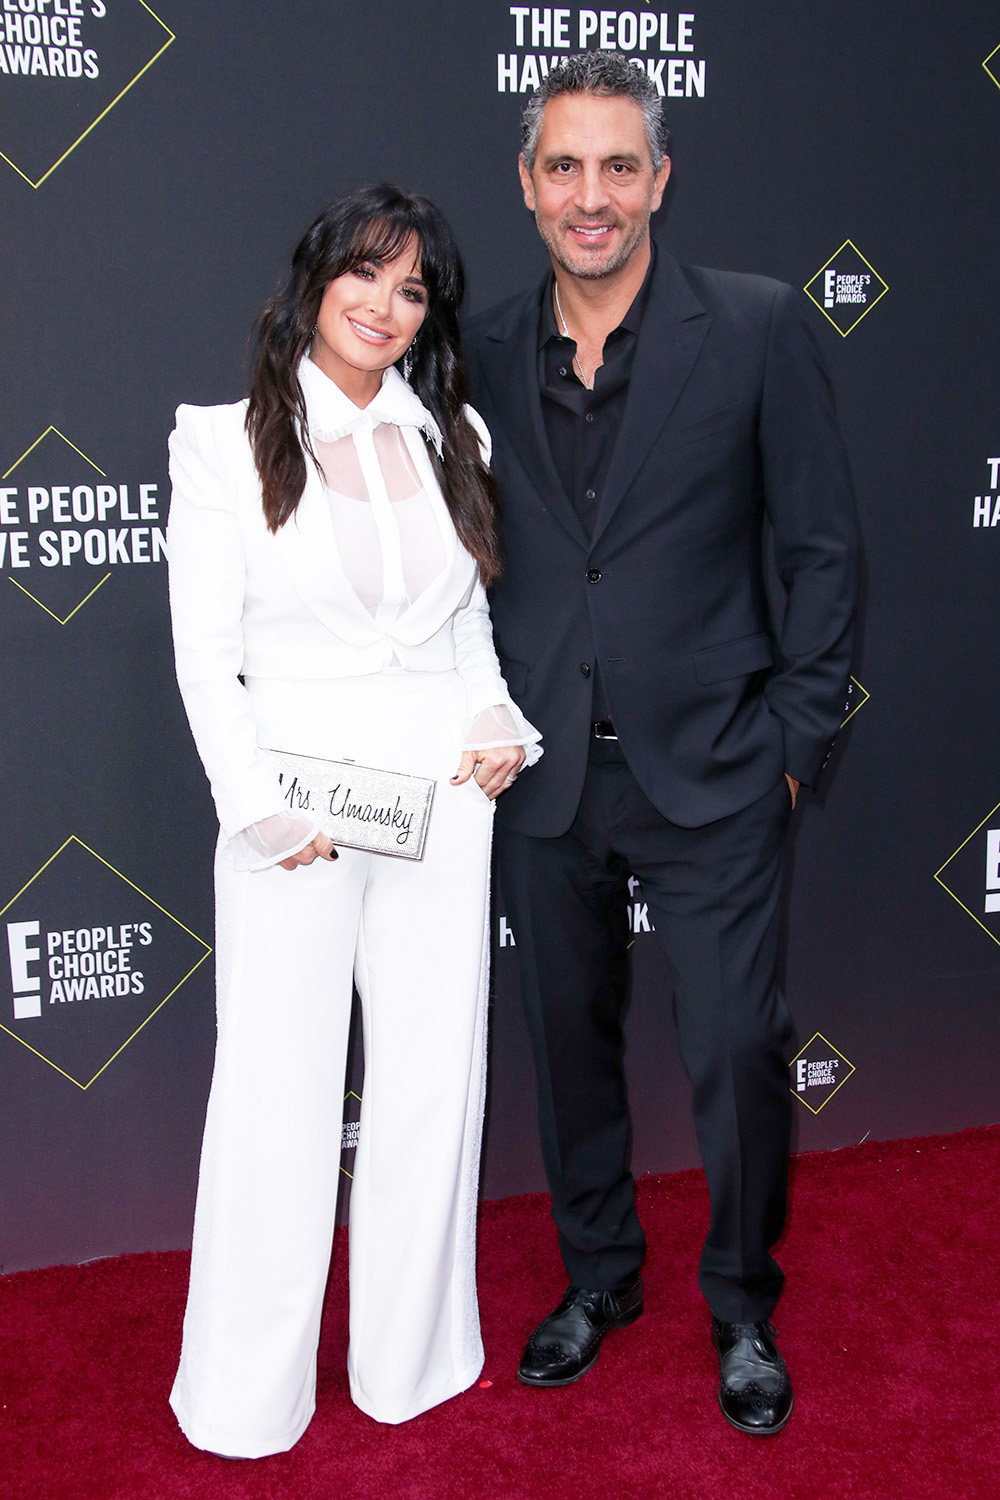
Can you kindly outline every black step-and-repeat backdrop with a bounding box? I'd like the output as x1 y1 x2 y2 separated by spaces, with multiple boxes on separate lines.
2 3 998 1272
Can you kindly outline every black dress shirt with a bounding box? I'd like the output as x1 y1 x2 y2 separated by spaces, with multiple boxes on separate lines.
537 251 655 722
538 248 655 535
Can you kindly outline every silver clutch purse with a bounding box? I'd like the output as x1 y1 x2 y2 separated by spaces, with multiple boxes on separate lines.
263 748 435 860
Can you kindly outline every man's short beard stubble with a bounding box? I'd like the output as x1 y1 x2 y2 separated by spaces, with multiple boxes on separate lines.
535 210 651 280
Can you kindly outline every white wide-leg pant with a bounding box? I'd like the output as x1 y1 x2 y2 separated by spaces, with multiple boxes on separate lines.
170 672 494 1457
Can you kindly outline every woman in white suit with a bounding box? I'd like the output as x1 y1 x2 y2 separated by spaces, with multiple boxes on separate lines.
166 185 540 1457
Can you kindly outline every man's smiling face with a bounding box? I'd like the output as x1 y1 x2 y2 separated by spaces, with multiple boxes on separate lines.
519 91 670 281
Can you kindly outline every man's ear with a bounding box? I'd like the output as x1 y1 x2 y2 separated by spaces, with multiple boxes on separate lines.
650 156 671 214
518 154 537 212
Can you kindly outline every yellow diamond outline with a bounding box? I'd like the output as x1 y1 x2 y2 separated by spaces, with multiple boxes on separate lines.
934 797 1000 951
842 675 871 727
7 571 112 624
804 240 889 338
789 1030 856 1115
3 426 107 480
0 835 211 1089
340 1089 362 1179
984 43 1000 90
0 2 175 190
3 426 116 624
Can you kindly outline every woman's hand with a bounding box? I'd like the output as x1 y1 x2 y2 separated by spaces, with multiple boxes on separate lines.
279 834 338 871
451 745 527 800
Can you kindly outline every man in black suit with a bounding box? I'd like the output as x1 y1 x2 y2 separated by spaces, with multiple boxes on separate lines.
464 53 858 1434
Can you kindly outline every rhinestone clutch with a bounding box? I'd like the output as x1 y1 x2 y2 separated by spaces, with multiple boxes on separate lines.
264 748 436 860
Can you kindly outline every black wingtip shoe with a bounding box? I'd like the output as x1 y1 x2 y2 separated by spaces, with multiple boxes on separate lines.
711 1318 794 1434
517 1276 644 1387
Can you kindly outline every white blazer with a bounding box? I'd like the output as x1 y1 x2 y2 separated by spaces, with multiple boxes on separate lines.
167 361 537 840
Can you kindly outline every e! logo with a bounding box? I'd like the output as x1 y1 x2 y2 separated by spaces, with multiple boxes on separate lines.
984 831 1000 913
6 920 41 1019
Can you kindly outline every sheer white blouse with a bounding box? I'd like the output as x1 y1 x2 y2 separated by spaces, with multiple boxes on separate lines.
168 356 541 872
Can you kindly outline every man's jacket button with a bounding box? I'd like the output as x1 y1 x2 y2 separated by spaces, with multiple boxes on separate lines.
586 568 601 583
580 663 591 677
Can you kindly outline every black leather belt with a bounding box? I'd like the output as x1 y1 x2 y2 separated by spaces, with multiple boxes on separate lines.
591 720 618 740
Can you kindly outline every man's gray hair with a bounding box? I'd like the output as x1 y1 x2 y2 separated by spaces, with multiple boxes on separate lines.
520 53 671 172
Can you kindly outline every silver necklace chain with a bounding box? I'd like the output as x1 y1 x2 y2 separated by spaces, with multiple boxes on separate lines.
553 280 593 391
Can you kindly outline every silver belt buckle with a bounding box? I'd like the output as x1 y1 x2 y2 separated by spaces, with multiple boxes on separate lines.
592 720 618 741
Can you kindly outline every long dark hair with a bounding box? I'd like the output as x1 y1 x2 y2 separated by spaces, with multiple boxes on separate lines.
245 184 500 584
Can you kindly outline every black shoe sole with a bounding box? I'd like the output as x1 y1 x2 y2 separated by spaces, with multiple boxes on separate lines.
517 1300 643 1388
717 1390 794 1436
517 1352 601 1388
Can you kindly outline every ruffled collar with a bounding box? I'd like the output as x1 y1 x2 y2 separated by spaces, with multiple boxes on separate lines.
298 354 443 456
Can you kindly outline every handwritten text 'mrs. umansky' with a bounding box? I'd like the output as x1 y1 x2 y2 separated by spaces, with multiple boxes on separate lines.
282 775 415 845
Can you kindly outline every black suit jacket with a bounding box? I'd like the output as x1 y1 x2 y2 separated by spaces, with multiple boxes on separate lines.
465 249 859 837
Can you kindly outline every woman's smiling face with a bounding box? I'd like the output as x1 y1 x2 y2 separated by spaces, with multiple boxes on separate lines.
309 233 428 404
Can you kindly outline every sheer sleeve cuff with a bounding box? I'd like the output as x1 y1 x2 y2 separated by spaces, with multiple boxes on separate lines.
462 705 543 767
222 810 320 873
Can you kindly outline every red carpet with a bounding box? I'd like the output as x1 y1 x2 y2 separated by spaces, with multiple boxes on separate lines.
2 1127 998 1500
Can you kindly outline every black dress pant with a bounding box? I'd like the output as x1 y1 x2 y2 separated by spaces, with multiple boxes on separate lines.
497 740 794 1324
